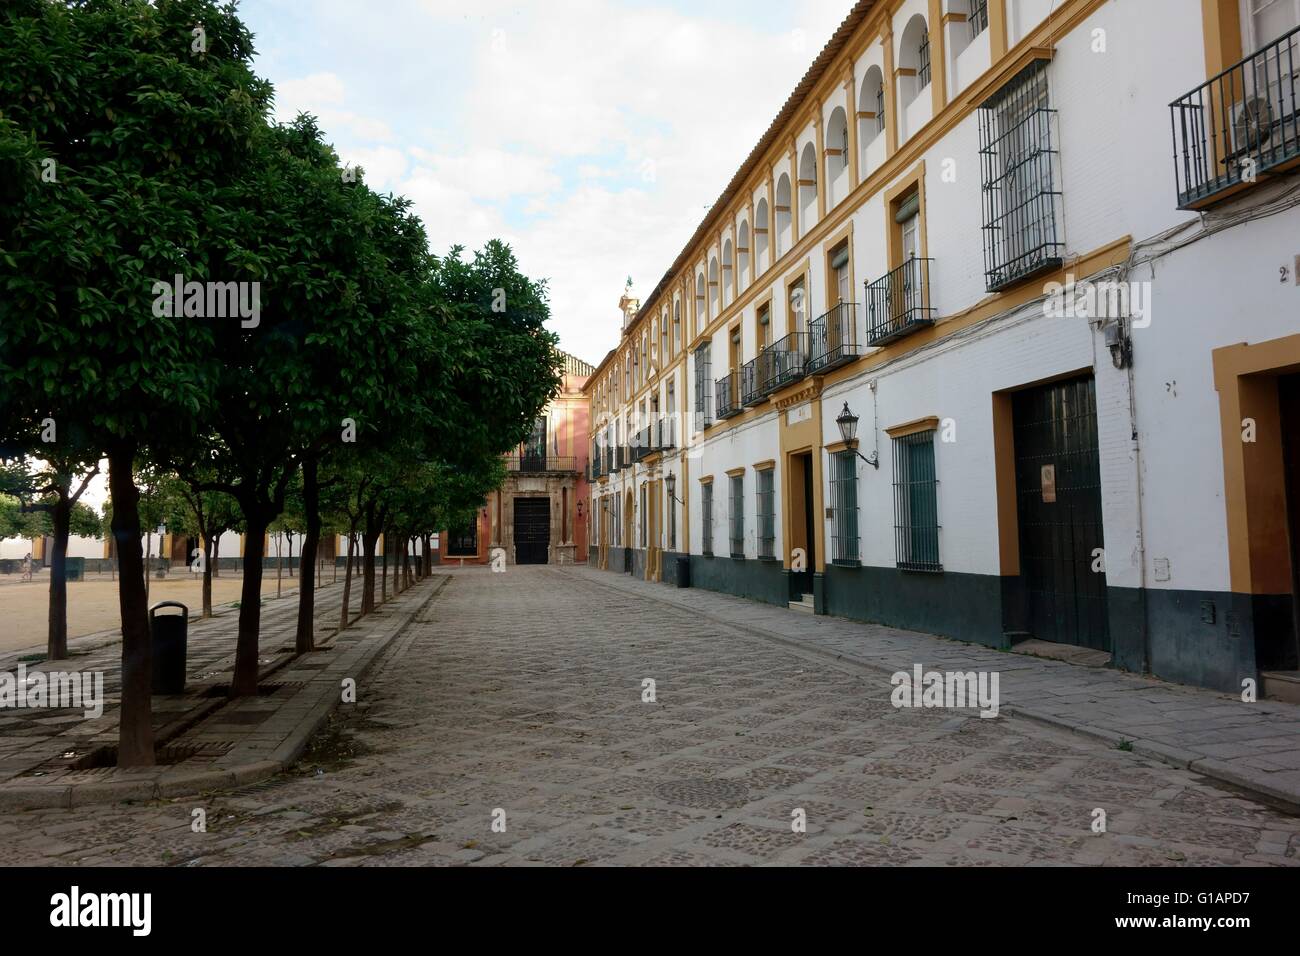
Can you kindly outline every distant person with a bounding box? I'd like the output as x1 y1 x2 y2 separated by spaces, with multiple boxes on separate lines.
21 552 33 582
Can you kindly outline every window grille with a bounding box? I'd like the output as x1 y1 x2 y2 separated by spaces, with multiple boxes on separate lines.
701 483 714 557
757 470 775 559
969 0 989 38
830 451 859 563
729 474 744 558
977 59 1063 291
892 430 941 571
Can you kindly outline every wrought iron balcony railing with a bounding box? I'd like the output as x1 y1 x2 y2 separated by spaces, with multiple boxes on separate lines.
758 331 810 394
866 258 935 346
632 426 656 462
657 416 676 451
1170 24 1300 208
505 454 578 474
740 357 766 406
716 372 742 419
808 301 863 373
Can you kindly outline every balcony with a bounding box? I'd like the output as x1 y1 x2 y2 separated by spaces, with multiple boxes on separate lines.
808 301 863 373
505 454 578 474
866 258 935 346
632 426 656 463
758 331 810 394
1170 24 1300 208
716 372 742 419
740 358 767 406
657 416 676 452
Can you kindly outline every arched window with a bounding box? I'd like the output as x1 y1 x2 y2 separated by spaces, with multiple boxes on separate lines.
737 220 751 289
695 273 707 335
858 66 886 170
798 142 818 233
673 299 681 348
721 239 734 307
898 15 931 108
708 256 720 318
825 107 849 206
754 197 770 273
774 174 792 256
659 312 668 362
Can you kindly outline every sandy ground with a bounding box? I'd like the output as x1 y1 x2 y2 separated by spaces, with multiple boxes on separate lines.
0 569 345 654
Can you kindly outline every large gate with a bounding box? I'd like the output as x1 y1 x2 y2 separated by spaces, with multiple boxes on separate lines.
1012 374 1110 651
513 497 551 565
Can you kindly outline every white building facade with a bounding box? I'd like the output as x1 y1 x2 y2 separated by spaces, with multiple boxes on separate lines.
586 0 1300 695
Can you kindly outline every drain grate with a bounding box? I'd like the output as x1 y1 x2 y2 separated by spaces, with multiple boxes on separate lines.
652 778 752 809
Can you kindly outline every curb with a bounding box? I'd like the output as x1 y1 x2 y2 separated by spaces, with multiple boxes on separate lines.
0 576 448 812
570 568 1300 816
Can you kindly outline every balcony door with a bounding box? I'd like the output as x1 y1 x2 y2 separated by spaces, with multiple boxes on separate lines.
1238 1 1300 158
522 416 547 471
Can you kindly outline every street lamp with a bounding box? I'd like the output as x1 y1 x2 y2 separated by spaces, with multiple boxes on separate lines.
836 402 878 469
665 470 684 504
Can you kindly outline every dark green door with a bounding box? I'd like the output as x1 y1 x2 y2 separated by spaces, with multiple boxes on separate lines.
1012 375 1110 651
513 498 550 565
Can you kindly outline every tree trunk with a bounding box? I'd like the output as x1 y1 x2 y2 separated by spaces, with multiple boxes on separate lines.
143 528 151 608
288 534 294 578
295 457 320 654
201 532 213 618
276 532 283 598
361 530 378 614
381 533 389 603
46 494 71 660
341 532 355 629
233 516 268 697
212 534 220 578
107 443 154 767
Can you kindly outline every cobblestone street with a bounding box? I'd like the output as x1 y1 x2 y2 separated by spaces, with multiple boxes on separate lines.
4 566 1299 867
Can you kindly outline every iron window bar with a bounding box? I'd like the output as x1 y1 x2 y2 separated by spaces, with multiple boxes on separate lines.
918 30 932 89
693 344 714 429
808 301 864 372
716 372 742 419
866 257 935 346
892 430 942 572
757 470 776 560
978 58 1063 292
876 84 886 134
969 0 988 39
701 483 714 557
1169 22 1300 208
729 475 744 559
830 450 860 564
632 426 656 462
740 356 767 406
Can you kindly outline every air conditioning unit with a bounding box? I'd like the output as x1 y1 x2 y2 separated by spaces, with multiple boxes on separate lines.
1233 95 1273 151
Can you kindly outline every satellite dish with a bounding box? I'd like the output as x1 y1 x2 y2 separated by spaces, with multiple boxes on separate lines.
1233 96 1273 151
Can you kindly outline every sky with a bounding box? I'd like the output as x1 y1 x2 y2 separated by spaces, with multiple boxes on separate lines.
238 0 853 366
59 0 855 515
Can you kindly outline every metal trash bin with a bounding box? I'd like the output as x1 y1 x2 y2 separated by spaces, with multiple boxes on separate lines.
65 557 85 581
149 601 189 695
676 556 691 588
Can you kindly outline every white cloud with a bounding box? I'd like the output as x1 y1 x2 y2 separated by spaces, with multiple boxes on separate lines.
252 0 849 360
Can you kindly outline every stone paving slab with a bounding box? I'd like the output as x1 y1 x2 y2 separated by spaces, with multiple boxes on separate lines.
7 565 1296 868
572 566 1300 812
0 577 445 810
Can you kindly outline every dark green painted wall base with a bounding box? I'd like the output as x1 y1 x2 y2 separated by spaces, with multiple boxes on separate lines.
689 555 787 607
588 549 1291 695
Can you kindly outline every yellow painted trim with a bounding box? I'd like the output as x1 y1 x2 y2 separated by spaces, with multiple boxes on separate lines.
1213 332 1300 595
725 466 746 478
698 475 714 485
885 415 940 438
824 439 853 456
753 459 776 472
